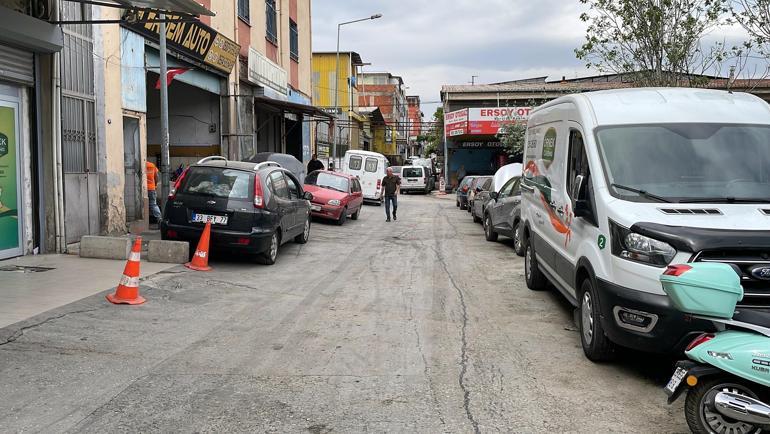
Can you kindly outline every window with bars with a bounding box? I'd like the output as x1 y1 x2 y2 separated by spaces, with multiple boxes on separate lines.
266 0 278 45
238 0 249 22
289 20 298 61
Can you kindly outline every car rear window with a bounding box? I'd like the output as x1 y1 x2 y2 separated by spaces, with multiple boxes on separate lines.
365 158 379 172
402 167 423 178
181 167 252 199
349 155 363 170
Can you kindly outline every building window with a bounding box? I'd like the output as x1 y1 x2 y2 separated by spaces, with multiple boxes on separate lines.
266 0 278 44
238 0 250 22
289 20 299 61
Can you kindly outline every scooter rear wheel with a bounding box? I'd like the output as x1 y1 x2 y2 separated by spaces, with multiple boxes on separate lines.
685 376 763 434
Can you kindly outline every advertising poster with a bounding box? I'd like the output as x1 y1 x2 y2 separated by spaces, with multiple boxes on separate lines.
0 105 19 253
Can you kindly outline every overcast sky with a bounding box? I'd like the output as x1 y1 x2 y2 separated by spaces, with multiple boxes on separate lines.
311 0 753 115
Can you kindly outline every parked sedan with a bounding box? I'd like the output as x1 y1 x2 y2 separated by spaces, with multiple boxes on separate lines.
470 177 495 223
482 176 525 256
303 170 364 225
467 176 492 215
161 157 312 265
456 176 478 210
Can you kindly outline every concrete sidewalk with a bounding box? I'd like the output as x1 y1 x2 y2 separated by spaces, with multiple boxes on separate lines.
0 254 177 329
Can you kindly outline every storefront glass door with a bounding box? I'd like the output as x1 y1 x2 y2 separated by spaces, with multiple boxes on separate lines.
0 99 22 259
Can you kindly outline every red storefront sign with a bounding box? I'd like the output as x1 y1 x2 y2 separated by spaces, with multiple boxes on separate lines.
445 107 532 137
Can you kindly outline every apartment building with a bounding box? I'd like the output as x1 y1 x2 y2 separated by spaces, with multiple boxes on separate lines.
0 0 325 259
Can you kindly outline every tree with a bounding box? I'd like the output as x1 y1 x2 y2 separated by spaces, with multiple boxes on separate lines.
732 0 770 55
497 121 527 158
575 0 731 87
421 107 444 156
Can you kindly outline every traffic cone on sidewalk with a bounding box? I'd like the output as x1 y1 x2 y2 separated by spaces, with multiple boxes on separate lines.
106 237 146 305
186 222 212 271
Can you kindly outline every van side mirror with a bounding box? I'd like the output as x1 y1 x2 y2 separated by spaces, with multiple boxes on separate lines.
571 175 585 202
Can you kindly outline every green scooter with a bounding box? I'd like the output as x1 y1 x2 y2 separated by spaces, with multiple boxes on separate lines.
661 262 770 434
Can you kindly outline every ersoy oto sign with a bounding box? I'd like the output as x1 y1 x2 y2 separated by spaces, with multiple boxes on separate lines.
445 107 532 137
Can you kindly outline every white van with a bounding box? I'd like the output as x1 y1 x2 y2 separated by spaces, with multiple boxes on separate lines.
520 88 770 361
342 150 388 204
400 165 431 194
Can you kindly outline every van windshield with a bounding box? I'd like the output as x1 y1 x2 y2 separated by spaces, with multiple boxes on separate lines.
596 124 770 203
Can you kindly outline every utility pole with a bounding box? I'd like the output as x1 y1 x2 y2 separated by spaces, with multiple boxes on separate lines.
159 14 170 199
470 75 478 86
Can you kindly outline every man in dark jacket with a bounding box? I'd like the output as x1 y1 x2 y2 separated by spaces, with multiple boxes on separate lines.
307 154 325 173
382 167 401 222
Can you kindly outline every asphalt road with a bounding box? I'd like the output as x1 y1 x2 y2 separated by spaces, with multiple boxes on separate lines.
0 193 688 433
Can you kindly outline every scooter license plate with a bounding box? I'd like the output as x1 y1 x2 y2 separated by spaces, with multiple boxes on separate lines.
665 367 688 396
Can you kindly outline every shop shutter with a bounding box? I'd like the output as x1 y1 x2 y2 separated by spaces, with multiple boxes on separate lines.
0 44 34 86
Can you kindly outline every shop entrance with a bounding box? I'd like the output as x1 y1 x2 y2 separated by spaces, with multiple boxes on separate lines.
0 95 22 260
123 116 142 222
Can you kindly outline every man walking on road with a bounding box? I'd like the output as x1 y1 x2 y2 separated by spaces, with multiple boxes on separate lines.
146 160 162 224
382 167 401 222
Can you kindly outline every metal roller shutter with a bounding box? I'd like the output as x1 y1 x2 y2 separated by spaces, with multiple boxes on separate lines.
0 44 34 86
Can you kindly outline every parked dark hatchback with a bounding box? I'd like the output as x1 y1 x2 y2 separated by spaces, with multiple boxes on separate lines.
161 157 313 265
456 176 478 210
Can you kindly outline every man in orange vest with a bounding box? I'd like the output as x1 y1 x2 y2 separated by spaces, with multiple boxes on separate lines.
146 160 162 223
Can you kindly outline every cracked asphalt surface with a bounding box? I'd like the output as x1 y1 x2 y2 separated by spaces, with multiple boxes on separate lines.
0 194 687 433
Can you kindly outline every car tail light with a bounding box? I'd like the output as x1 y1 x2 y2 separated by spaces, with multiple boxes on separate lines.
166 229 178 239
664 264 692 277
168 168 188 200
236 237 250 246
376 179 382 190
686 333 715 351
254 175 265 208
462 185 469 192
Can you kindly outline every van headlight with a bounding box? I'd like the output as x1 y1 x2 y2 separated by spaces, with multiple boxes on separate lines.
327 199 341 206
610 221 676 267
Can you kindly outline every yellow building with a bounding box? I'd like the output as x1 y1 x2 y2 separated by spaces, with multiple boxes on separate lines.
312 52 371 158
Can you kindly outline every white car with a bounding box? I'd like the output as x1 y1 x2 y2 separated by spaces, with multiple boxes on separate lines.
520 88 770 361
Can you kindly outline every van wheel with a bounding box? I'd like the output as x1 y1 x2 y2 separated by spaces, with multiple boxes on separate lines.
484 214 498 241
524 240 547 290
579 278 616 362
257 231 280 265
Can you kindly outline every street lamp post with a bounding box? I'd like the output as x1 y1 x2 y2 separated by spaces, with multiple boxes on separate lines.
333 13 382 164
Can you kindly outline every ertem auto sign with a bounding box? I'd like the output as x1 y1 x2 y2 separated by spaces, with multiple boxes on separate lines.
122 10 239 74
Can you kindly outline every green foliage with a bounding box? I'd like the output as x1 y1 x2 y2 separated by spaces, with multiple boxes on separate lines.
422 107 444 156
498 122 527 157
575 0 732 86
732 0 770 55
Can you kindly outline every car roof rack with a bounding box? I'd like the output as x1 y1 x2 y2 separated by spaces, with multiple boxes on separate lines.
197 156 228 164
254 161 282 170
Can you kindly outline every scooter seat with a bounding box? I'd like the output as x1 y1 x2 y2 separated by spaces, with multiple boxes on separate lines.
732 309 770 329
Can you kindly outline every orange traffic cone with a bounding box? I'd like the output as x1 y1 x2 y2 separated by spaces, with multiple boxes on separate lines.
106 237 146 305
186 222 212 271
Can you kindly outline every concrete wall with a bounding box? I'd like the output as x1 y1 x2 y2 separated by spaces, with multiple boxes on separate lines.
97 6 128 236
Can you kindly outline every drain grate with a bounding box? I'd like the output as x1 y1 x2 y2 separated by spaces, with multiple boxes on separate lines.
0 265 55 273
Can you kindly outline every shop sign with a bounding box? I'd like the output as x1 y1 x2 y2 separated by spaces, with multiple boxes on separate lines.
0 105 19 253
446 107 533 137
248 47 288 96
122 10 239 74
456 141 505 148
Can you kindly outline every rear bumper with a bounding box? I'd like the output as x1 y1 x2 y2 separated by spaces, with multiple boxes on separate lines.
402 183 428 192
160 221 273 254
595 278 714 354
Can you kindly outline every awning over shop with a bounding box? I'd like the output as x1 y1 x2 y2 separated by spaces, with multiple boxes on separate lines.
359 106 386 124
254 96 333 120
349 111 368 123
67 0 214 16
0 6 63 53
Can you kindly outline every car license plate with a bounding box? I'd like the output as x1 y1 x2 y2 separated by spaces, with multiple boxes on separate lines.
408 179 417 183
311 204 321 211
665 367 688 396
192 213 228 225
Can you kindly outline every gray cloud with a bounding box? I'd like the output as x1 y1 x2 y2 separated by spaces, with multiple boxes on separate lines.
311 0 755 114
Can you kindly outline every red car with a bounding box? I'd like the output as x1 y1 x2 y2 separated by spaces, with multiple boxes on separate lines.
303 170 364 225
